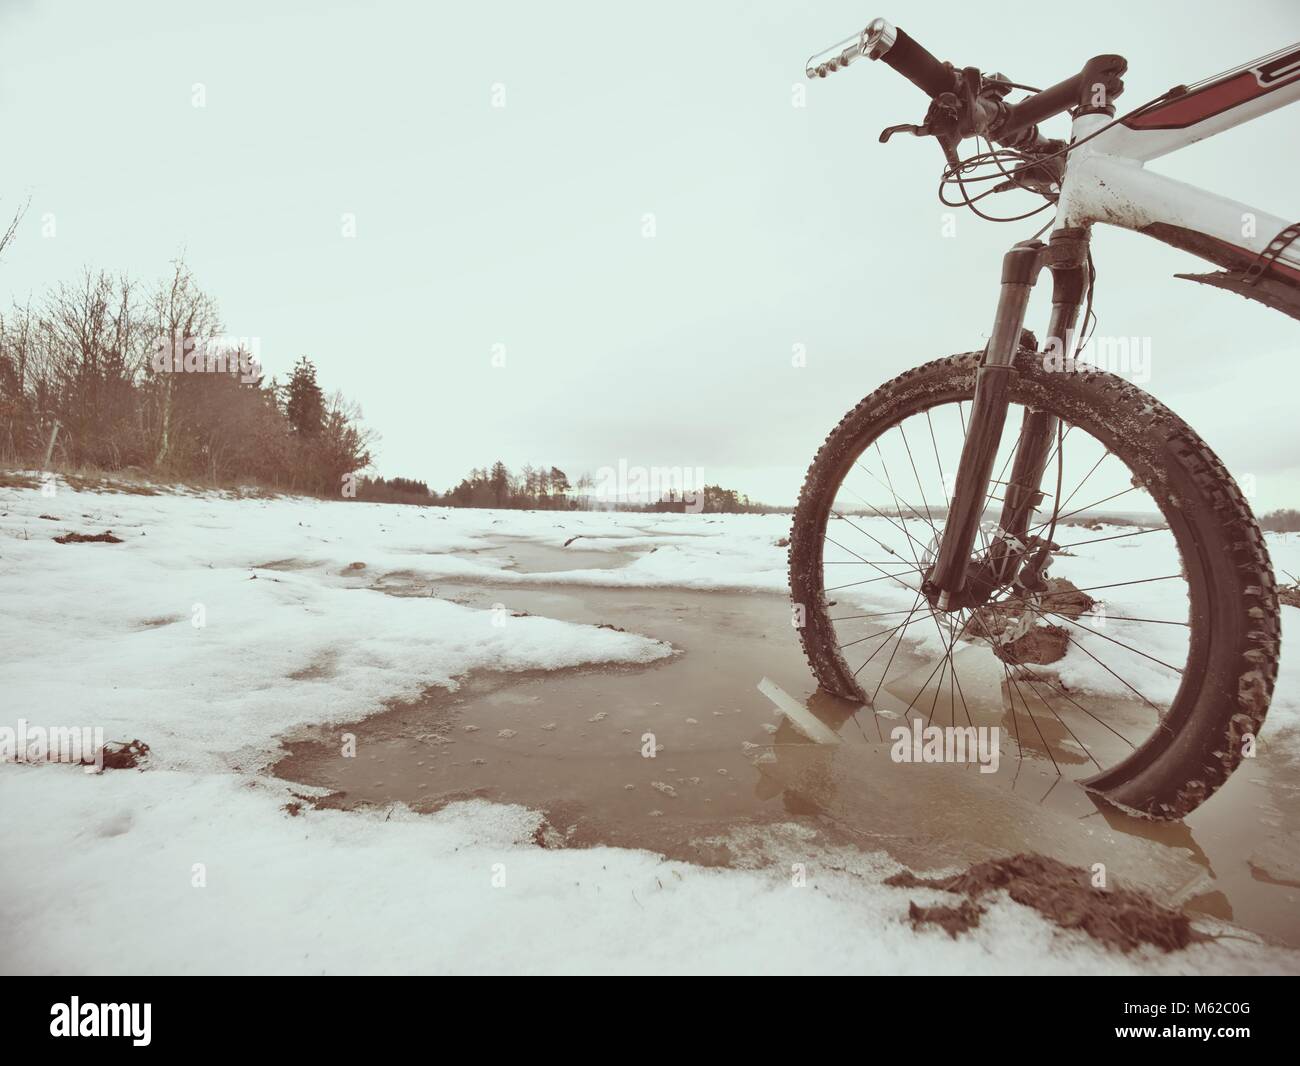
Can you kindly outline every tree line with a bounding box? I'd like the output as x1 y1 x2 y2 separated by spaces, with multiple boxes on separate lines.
0 261 373 494
355 463 581 509
359 462 774 513
1260 509 1300 533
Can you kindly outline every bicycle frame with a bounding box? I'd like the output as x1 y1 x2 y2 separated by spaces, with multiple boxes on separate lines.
1058 42 1300 285
926 42 1300 606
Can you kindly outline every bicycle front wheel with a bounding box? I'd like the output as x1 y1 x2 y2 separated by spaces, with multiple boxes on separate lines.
788 350 1280 819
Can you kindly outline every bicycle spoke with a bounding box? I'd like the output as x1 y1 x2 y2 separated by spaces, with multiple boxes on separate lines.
965 608 1042 768
1075 613 1188 627
1054 447 1108 516
1054 525 1171 550
824 559 920 565
1013 667 1106 772
1017 601 1166 715
1032 485 1137 531
824 568 925 595
854 595 928 680
827 511 906 558
1063 574 1183 597
897 421 937 537
828 608 924 622
1037 607 1185 676
868 595 931 701
814 392 1194 792
836 486 934 561
851 460 934 559
837 602 935 652
925 409 949 511
1011 665 1138 748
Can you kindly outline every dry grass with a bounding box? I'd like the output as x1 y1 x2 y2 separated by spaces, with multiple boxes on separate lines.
0 463 291 500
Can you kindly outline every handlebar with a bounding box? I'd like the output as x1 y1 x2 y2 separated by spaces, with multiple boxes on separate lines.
996 55 1127 140
807 18 953 98
805 18 1126 147
873 23 955 99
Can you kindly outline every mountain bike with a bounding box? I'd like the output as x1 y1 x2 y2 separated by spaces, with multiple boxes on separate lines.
789 18 1297 818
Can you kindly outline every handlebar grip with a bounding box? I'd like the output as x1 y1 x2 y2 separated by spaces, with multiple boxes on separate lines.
805 19 955 94
878 26 955 98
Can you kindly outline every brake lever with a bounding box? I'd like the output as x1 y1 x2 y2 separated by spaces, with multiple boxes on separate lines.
878 122 931 143
877 118 962 174
881 66 976 148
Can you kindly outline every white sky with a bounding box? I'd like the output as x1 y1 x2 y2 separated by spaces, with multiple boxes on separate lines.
3 0 1299 507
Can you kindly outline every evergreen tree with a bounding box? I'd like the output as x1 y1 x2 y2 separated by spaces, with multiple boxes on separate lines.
490 460 509 506
284 355 324 438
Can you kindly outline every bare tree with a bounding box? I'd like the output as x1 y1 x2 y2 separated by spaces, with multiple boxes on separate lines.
0 196 28 261
0 302 37 461
148 258 220 468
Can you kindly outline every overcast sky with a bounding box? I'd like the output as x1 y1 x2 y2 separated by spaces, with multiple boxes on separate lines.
3 0 1298 507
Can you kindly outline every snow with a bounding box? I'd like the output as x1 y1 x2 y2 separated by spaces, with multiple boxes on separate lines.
4 766 1294 976
1 476 1297 974
1264 532 1300 761
0 481 675 774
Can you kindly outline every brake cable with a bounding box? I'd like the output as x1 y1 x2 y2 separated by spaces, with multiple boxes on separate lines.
938 84 1187 222
940 139 1056 223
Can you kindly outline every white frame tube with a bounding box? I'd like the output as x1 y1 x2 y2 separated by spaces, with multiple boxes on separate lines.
1054 49 1300 270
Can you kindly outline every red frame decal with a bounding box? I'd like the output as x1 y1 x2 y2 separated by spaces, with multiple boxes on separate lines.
1124 46 1300 130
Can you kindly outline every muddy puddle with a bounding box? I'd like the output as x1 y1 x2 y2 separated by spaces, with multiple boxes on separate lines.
473 535 637 573
273 539 1300 948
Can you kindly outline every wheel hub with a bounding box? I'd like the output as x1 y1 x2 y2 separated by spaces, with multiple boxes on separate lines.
921 532 1059 613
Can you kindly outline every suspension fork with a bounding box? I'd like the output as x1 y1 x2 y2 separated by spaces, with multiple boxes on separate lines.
925 228 1091 609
